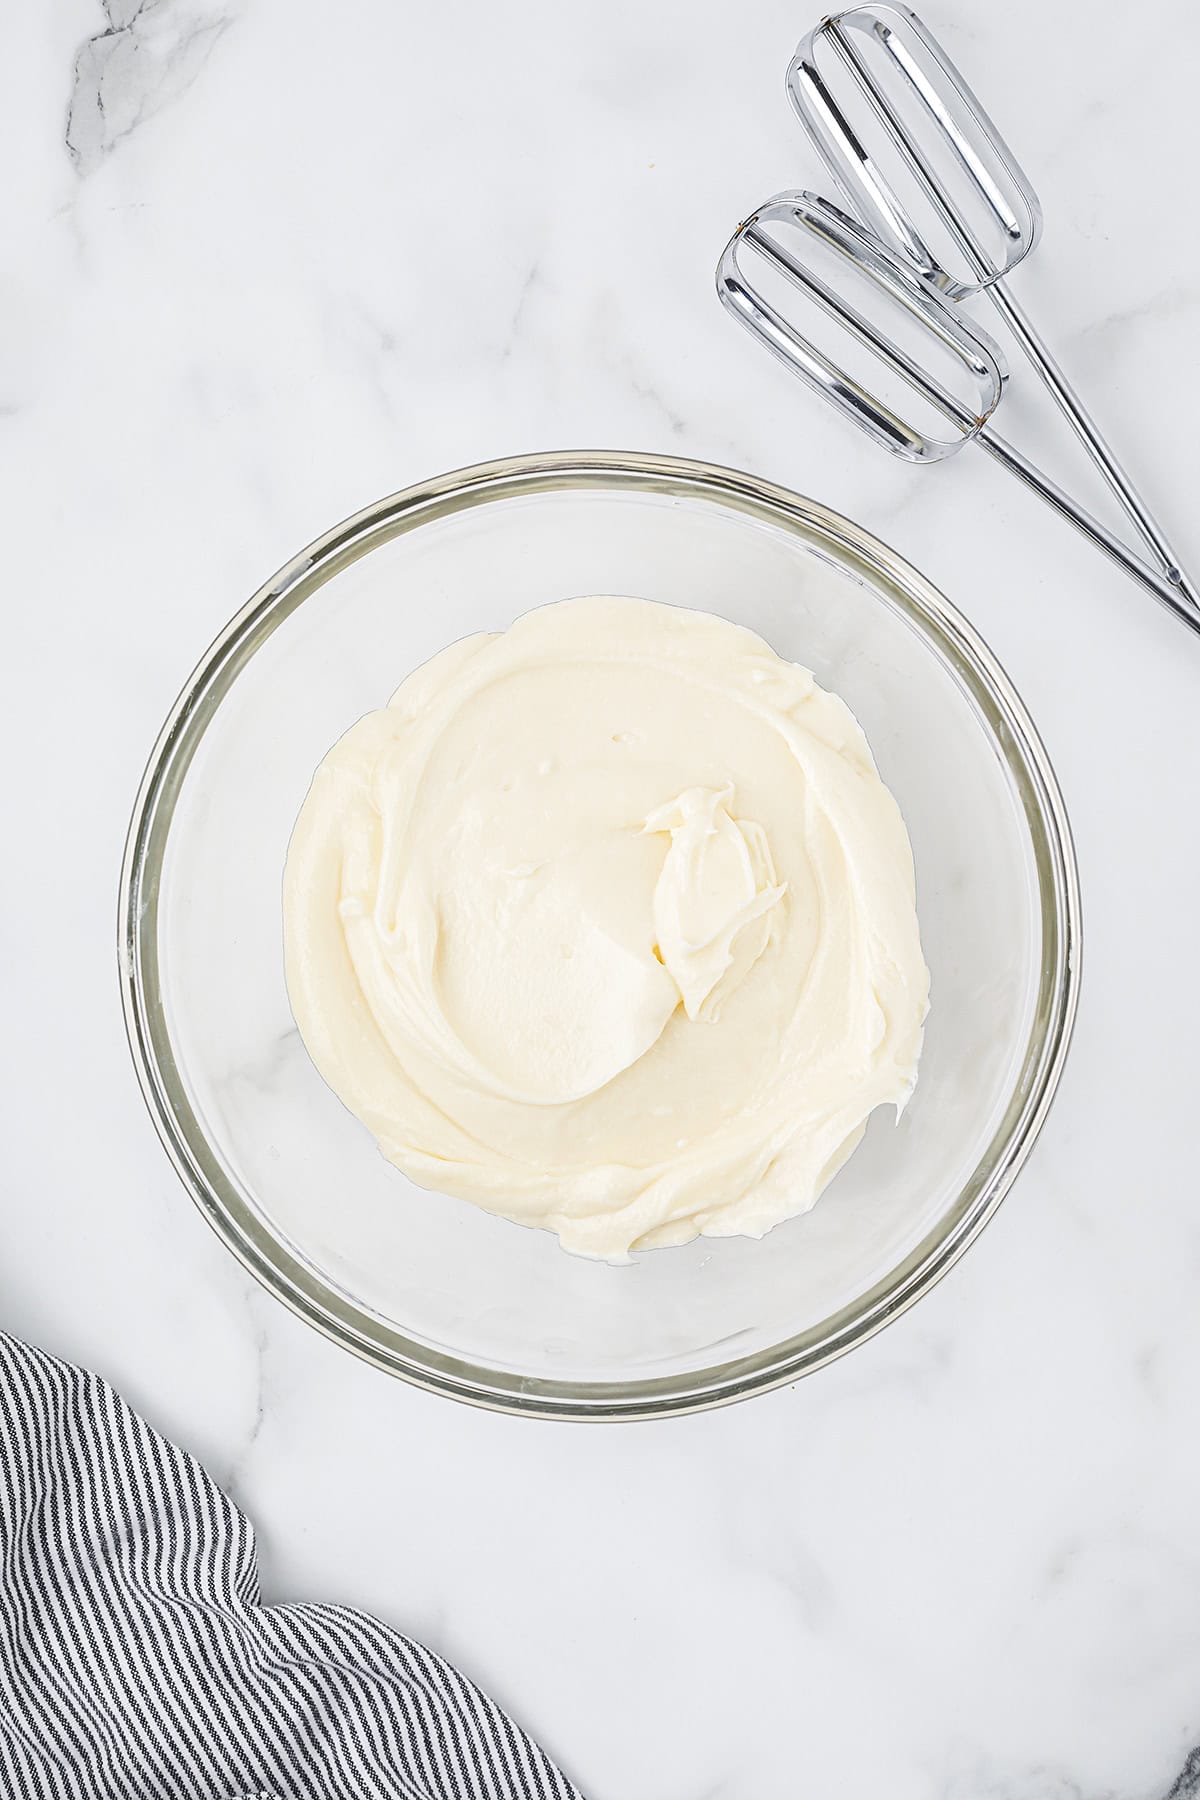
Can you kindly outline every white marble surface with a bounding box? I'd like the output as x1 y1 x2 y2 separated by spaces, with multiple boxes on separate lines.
4 2 1200 1795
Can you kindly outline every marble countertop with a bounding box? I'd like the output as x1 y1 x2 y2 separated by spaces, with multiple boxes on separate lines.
6 2 1200 1795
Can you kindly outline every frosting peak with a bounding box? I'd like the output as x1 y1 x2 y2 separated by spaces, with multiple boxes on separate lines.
644 785 786 1022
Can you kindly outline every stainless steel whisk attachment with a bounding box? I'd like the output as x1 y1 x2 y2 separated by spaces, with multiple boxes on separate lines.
718 5 1199 636
718 194 1198 634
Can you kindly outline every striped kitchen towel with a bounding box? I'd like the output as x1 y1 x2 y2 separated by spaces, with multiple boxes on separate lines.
0 1331 583 1800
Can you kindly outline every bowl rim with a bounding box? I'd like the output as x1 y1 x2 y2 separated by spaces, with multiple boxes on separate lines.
119 448 1081 1420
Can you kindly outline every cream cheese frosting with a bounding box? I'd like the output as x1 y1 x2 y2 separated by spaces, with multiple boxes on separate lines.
283 596 929 1260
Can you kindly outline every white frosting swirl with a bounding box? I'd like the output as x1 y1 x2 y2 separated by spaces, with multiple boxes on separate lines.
284 596 929 1260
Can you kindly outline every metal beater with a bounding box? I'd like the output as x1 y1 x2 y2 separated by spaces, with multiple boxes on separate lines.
784 4 1197 610
717 191 1200 637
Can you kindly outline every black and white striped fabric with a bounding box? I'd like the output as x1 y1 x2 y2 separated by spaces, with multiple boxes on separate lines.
0 1332 583 1800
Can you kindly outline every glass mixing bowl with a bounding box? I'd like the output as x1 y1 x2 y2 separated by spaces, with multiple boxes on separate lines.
121 451 1080 1419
